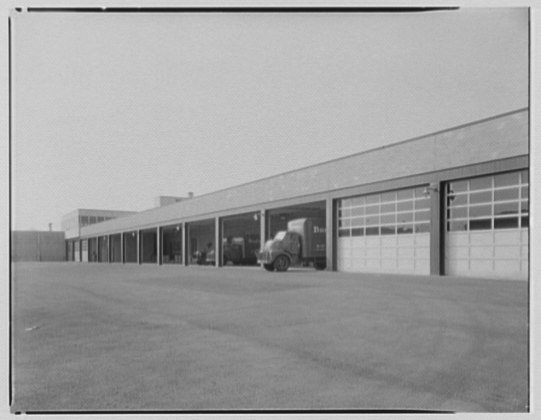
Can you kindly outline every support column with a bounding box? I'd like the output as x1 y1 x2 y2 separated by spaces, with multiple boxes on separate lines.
215 217 220 267
120 233 124 264
137 230 141 264
157 227 161 265
259 209 266 267
183 223 188 266
429 182 442 275
325 198 335 271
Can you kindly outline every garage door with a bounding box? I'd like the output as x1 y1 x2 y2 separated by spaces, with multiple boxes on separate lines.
337 187 430 274
445 170 529 280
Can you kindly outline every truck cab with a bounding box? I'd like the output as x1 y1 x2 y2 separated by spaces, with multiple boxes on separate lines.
258 218 326 272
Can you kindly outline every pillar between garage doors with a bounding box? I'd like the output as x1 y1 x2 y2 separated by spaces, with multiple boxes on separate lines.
429 182 442 275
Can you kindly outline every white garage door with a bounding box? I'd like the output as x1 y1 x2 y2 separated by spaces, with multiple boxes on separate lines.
445 170 529 280
337 187 430 275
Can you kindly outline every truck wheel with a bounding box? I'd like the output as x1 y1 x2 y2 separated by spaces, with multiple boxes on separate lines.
314 260 326 270
274 255 290 272
263 263 274 272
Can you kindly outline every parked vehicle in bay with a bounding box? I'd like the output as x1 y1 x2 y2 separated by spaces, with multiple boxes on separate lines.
223 234 260 265
257 217 326 272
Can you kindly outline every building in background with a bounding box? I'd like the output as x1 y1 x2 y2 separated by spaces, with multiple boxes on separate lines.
62 109 528 280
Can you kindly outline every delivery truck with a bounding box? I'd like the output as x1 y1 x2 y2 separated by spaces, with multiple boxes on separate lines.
258 217 326 272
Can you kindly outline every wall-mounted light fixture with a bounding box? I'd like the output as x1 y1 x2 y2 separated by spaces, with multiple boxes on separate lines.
423 183 439 198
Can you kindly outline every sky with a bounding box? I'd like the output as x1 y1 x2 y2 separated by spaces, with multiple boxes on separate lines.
9 7 528 231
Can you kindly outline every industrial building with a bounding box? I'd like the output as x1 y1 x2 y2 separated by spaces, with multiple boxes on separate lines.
63 108 529 280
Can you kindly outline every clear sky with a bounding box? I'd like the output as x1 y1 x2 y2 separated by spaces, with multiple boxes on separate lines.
10 7 528 231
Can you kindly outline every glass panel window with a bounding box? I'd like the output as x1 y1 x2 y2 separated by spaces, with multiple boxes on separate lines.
494 217 519 229
470 191 492 204
397 224 414 234
521 216 529 228
381 191 396 202
449 180 468 193
397 212 413 223
366 195 379 205
381 214 395 224
366 226 379 235
352 228 364 236
520 201 528 213
521 186 528 199
338 229 350 237
89 216 97 224
415 210 430 222
365 215 379 226
470 205 492 218
397 189 413 200
351 197 364 206
415 223 430 233
494 188 519 202
450 207 467 219
352 207 364 216
381 203 396 213
341 199 352 208
415 198 430 209
494 172 519 188
449 193 467 206
495 202 518 216
470 176 492 191
397 201 413 211
339 219 351 228
351 217 364 227
449 220 468 231
381 225 396 235
365 205 379 215
470 219 491 230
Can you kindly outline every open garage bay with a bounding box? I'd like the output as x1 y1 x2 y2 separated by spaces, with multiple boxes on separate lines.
11 263 528 412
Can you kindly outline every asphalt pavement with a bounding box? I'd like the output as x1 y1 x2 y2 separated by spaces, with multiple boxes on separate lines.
10 262 529 412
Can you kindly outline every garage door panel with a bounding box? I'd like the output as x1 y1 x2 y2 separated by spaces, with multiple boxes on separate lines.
469 259 494 273
397 236 414 247
470 232 493 246
445 171 528 280
398 247 415 258
381 248 396 258
494 246 521 259
338 188 431 275
494 259 521 274
398 258 415 271
446 246 469 259
415 259 430 272
470 246 493 259
415 234 430 247
494 230 521 244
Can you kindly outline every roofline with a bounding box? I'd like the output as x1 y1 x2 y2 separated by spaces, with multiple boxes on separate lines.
185 107 529 201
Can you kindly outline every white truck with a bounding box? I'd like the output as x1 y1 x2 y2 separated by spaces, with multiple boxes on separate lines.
257 217 326 272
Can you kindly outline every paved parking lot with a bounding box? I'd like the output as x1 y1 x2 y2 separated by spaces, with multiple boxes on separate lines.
11 262 528 412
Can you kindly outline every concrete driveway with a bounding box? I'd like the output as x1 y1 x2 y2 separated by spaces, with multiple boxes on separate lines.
11 262 528 412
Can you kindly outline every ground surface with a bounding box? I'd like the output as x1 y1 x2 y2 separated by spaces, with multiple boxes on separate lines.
10 262 528 413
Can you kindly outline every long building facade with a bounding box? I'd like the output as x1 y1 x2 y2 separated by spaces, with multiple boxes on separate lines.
64 108 529 280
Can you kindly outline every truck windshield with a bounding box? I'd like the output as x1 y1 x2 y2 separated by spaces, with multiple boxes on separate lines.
274 231 287 241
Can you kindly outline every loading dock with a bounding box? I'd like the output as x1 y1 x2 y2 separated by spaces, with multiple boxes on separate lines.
140 228 158 263
221 212 260 266
187 219 215 266
161 225 183 264
123 231 138 263
109 234 122 263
